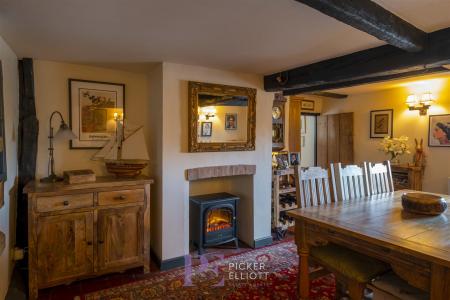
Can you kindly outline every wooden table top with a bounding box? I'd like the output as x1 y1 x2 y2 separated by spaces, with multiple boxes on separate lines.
288 190 450 268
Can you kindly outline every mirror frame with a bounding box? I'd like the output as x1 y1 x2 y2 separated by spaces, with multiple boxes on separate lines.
188 81 256 152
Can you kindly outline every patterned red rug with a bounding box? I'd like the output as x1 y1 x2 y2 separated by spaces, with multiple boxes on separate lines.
84 240 335 300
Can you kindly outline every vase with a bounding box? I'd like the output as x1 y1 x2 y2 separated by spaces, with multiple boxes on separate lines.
390 153 400 165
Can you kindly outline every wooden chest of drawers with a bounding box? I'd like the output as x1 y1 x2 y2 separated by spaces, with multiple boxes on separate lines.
24 176 153 300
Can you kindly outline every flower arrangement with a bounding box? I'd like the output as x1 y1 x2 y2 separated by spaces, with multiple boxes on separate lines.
379 136 411 163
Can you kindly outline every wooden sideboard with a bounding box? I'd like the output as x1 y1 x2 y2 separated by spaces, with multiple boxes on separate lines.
24 176 153 300
391 164 423 191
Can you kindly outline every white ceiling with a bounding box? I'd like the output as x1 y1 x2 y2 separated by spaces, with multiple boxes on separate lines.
1 0 450 75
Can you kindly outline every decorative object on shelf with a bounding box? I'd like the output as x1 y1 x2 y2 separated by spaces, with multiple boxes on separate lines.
428 114 450 147
370 109 393 138
41 111 77 183
401 192 447 215
93 112 149 177
406 92 435 116
289 152 300 166
379 136 410 164
274 151 289 170
301 100 315 111
69 79 125 149
200 122 212 137
224 113 237 130
63 169 96 184
413 138 426 168
272 93 286 151
188 81 256 152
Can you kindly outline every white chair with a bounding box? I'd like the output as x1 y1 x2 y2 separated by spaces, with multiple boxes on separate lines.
295 166 335 207
366 161 394 195
331 163 370 201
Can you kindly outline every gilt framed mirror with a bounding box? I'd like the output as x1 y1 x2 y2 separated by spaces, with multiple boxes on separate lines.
188 81 256 152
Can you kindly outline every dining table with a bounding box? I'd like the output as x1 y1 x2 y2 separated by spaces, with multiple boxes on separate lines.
287 190 450 299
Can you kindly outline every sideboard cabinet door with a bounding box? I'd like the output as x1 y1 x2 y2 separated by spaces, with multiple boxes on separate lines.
36 212 94 286
97 206 144 271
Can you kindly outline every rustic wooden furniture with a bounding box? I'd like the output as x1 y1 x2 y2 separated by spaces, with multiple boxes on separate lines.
272 168 297 230
288 190 450 300
24 176 153 300
331 163 369 201
317 113 354 168
391 164 423 191
188 81 256 152
294 165 389 299
367 161 394 194
288 96 302 152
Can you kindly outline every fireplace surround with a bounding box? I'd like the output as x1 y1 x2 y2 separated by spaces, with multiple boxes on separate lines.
190 192 239 255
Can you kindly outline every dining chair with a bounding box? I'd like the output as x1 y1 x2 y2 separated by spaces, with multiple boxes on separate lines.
366 161 394 195
330 162 370 201
294 165 390 299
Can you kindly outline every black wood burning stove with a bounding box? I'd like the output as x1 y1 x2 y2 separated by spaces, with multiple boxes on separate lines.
189 192 239 255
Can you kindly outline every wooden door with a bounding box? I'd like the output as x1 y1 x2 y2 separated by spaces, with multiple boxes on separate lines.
339 113 354 164
317 115 328 168
36 212 93 286
97 206 144 271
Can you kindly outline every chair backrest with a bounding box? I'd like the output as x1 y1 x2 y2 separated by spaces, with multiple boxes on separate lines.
331 163 370 201
366 160 394 194
294 165 334 208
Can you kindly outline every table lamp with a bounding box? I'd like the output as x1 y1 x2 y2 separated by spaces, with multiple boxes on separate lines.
40 111 77 183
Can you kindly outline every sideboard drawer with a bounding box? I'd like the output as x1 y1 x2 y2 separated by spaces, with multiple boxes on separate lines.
36 193 94 212
98 189 145 206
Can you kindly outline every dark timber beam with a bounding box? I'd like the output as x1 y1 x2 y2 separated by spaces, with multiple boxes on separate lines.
265 27 450 93
304 92 347 99
296 0 426 52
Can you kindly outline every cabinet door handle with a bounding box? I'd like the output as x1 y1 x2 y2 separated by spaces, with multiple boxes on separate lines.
114 195 126 200
98 240 104 244
63 200 69 206
86 241 93 246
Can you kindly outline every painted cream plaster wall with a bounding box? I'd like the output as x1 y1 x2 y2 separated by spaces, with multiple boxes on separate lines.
33 60 152 179
0 36 20 299
160 62 273 260
323 79 450 194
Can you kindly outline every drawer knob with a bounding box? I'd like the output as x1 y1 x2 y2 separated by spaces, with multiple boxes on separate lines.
63 200 69 206
86 241 93 246
114 195 126 200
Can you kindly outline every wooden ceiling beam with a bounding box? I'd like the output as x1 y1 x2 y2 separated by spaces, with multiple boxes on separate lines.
295 0 426 52
265 27 450 93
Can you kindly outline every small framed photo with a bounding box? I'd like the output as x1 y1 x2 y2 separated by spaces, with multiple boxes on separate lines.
275 151 289 169
225 113 237 130
201 122 212 137
429 114 450 147
301 100 315 111
370 109 393 138
289 152 300 166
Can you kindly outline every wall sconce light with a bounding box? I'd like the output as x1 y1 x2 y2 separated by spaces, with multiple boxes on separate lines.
406 92 435 115
200 106 217 120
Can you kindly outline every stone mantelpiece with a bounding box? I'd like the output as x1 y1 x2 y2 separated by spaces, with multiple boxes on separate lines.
186 164 256 181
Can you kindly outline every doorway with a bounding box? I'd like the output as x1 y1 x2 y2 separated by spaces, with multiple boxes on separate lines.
300 113 317 167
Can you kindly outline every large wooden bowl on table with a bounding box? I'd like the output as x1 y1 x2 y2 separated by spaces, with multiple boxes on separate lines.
401 192 448 215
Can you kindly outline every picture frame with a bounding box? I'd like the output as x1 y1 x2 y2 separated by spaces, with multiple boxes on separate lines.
289 152 300 166
274 151 289 169
225 113 238 130
370 109 393 138
428 114 450 147
301 100 315 111
200 122 212 137
69 79 125 149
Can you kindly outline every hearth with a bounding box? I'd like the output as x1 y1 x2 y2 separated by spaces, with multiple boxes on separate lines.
190 192 239 255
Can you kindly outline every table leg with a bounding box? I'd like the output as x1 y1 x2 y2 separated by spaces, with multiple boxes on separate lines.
431 263 450 299
296 220 309 299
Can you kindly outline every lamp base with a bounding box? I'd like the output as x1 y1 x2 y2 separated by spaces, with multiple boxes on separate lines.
40 174 64 183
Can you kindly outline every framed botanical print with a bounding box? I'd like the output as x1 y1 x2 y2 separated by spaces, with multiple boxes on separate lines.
201 122 212 137
69 79 125 148
429 114 450 147
370 109 393 138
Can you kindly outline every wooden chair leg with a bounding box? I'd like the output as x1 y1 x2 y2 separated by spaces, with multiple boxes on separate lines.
347 280 365 300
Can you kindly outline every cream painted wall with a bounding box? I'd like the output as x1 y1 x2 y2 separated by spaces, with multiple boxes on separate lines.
0 36 19 299
33 60 151 179
323 79 450 194
160 62 273 260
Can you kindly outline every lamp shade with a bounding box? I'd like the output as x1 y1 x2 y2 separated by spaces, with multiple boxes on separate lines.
55 123 77 140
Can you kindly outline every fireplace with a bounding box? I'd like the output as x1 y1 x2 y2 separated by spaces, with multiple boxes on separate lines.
189 192 239 255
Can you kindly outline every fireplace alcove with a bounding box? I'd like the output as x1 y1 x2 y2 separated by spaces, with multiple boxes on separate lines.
186 165 256 253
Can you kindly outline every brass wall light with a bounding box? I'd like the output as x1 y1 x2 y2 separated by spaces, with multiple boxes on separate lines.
406 92 435 115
